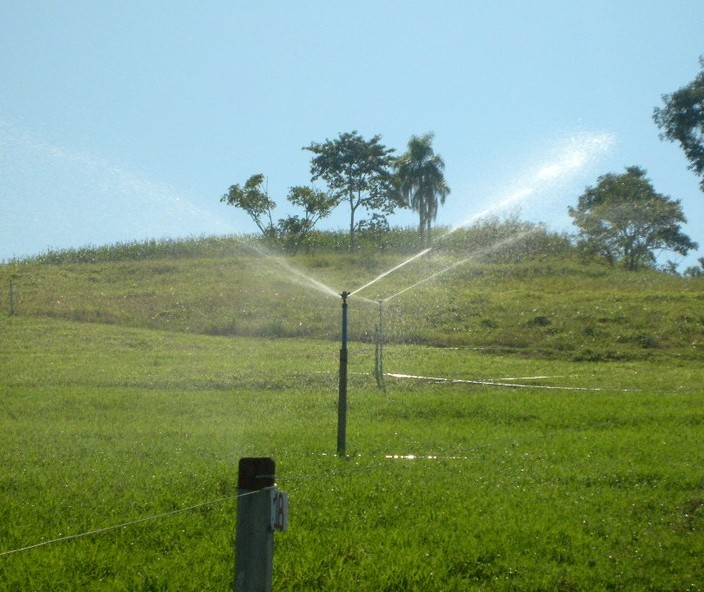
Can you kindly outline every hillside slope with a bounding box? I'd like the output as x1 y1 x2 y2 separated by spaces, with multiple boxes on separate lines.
1 235 702 362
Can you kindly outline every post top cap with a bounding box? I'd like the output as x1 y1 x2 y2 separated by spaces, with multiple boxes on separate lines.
238 457 275 490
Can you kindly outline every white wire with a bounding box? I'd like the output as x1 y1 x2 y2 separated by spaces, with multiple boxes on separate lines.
0 457 395 559
0 491 255 558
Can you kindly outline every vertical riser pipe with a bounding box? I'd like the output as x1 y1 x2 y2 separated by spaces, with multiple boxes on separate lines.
337 291 349 456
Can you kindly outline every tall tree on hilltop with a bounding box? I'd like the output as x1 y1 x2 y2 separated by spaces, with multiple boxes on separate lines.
653 57 704 193
568 166 697 271
394 133 450 244
304 131 399 251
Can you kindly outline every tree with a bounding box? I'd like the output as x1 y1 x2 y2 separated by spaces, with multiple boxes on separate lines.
394 133 450 244
220 174 276 237
277 186 338 254
653 57 704 193
304 131 399 251
221 175 336 252
568 166 697 271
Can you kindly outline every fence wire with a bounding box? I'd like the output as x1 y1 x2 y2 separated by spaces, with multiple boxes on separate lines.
0 458 396 558
0 492 257 558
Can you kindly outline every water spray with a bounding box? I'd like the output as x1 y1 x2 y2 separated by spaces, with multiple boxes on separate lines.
337 291 350 457
349 248 432 299
382 229 538 304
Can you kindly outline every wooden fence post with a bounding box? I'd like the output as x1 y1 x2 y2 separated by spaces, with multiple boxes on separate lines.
234 457 276 592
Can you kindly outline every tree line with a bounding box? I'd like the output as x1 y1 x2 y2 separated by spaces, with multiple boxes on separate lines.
222 57 704 273
221 132 449 254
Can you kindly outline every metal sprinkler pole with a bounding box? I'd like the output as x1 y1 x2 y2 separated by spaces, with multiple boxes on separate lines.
375 300 386 390
337 291 350 457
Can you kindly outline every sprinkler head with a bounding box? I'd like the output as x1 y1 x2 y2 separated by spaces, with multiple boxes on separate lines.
340 290 350 302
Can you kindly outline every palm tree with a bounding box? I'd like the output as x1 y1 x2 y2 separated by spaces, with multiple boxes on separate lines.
395 133 450 244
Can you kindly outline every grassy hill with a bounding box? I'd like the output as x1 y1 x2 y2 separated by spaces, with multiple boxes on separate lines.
2 229 704 590
2 230 702 362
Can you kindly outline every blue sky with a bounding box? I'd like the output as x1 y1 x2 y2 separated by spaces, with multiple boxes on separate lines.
2 1 703 269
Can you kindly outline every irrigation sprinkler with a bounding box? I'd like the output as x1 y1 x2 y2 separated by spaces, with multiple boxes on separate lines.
337 291 350 457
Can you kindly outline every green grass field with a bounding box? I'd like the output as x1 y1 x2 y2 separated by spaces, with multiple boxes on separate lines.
1 234 703 590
